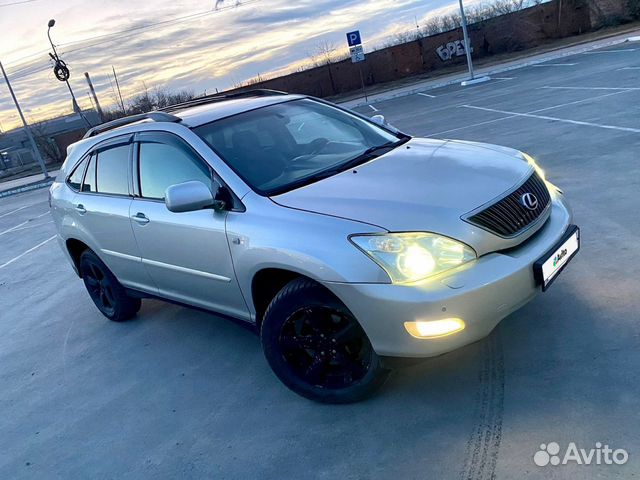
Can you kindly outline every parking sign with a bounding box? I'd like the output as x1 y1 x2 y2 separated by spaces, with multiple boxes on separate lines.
346 30 362 47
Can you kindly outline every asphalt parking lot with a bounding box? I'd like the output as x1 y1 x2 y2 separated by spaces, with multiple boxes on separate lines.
1 41 639 479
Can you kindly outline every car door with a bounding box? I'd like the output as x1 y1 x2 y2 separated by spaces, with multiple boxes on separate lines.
130 131 249 319
71 135 156 292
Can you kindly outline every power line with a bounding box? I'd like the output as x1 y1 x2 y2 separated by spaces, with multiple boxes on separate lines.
3 0 261 68
0 0 37 7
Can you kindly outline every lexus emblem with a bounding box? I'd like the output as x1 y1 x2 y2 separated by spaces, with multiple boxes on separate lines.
520 193 539 211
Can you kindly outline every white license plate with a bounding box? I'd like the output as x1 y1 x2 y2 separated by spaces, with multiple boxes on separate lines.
534 226 580 291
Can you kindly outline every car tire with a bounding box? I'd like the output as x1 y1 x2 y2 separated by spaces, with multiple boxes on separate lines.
261 278 389 403
79 249 141 322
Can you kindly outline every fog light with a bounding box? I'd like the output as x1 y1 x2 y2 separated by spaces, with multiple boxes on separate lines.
404 318 465 339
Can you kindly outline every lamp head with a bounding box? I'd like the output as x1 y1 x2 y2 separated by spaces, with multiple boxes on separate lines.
47 19 56 28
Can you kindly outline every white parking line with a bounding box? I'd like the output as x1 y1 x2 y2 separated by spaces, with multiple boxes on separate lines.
7 220 53 233
0 220 29 236
427 115 519 137
0 205 30 218
0 211 50 236
417 92 436 98
540 86 640 91
582 48 637 54
532 63 577 67
460 104 640 133
428 89 630 137
0 235 56 270
368 105 379 112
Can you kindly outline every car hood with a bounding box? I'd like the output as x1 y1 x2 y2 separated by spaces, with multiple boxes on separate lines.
272 138 539 255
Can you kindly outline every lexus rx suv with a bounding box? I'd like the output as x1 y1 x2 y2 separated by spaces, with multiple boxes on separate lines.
50 90 579 403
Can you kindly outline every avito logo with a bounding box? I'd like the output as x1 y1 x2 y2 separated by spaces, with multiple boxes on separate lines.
534 442 629 467
553 248 568 267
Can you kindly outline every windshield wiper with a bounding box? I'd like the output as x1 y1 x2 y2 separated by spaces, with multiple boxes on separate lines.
323 138 409 175
267 137 410 195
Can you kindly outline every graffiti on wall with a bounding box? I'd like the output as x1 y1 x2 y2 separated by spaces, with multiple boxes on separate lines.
436 40 474 61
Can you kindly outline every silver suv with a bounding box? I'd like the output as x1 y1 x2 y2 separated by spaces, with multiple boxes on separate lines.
50 90 579 403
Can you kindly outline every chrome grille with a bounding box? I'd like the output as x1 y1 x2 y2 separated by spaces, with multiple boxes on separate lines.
466 172 551 237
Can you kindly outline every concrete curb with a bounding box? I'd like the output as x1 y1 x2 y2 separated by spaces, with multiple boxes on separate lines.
340 34 640 109
0 178 54 199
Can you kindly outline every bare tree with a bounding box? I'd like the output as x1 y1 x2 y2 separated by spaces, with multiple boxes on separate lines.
127 86 196 114
102 86 197 120
388 0 544 44
31 122 63 164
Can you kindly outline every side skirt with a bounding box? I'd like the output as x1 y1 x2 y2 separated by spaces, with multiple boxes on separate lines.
124 287 258 335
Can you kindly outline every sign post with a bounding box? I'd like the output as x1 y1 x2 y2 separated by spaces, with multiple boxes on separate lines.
346 30 368 102
458 0 490 86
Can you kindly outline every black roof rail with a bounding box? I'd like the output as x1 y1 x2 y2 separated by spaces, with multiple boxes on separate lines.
82 111 181 139
160 89 289 113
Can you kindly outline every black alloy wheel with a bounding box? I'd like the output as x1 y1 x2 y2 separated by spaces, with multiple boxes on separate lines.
261 278 388 403
79 250 141 322
279 305 372 389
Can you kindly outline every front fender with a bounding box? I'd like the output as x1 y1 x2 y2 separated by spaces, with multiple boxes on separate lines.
226 195 391 313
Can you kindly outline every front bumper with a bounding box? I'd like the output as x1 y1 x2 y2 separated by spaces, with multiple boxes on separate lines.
324 195 574 357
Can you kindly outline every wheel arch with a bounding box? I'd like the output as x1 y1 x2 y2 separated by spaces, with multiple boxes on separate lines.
251 268 342 328
65 238 91 277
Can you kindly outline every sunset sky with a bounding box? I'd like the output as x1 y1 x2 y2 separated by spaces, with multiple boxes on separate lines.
0 0 491 130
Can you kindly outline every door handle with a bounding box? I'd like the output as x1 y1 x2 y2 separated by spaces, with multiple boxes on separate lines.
75 204 86 214
131 212 150 225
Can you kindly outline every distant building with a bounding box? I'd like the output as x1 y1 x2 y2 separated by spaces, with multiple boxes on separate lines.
0 110 100 172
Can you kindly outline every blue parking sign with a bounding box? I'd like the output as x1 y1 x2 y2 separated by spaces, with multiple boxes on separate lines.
346 30 362 47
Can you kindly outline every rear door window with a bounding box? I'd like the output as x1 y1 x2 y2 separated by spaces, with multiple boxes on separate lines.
66 157 88 191
81 153 97 192
95 145 130 196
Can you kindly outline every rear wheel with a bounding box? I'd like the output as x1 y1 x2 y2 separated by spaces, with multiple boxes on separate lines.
79 250 141 322
261 278 388 403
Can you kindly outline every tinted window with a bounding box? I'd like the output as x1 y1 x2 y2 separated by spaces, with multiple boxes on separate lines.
81 154 97 192
285 109 364 144
139 137 211 200
67 157 88 191
193 98 400 195
95 145 130 196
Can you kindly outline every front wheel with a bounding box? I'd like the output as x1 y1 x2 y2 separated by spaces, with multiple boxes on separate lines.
261 278 389 403
79 250 141 322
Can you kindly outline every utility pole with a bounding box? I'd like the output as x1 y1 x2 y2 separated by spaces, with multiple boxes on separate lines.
458 0 490 86
0 61 49 179
84 72 104 121
47 19 92 128
112 66 126 114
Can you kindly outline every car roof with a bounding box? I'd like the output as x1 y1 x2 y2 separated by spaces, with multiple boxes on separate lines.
174 94 304 128
64 91 308 171
81 91 307 142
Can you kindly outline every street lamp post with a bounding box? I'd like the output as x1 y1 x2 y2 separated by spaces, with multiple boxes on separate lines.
458 0 490 86
47 19 92 128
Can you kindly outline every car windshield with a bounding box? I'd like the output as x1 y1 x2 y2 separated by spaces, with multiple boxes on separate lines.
192 98 404 195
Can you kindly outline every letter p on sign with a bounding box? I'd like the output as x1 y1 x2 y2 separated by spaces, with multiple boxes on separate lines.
347 30 362 47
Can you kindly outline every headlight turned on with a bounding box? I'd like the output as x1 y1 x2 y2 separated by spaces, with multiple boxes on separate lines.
350 232 476 284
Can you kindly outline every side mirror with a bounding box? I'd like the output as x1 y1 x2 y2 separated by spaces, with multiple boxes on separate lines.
371 114 386 126
165 181 225 213
371 114 401 134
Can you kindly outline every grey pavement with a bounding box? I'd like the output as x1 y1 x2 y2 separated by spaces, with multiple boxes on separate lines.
1 40 639 479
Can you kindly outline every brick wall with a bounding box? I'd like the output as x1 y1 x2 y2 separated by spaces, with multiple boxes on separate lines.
588 0 633 26
226 0 596 98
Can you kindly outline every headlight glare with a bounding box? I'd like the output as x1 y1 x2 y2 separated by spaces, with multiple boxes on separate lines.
351 233 476 283
523 152 563 194
523 152 546 181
